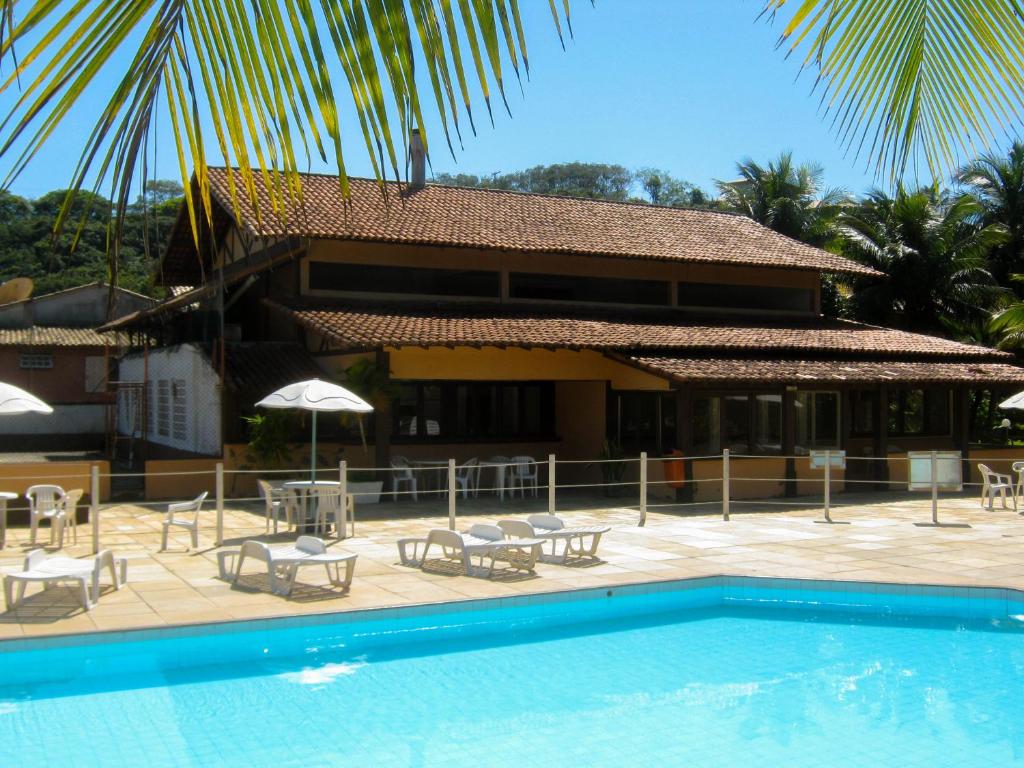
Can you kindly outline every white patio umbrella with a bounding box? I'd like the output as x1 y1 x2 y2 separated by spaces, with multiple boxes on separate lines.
256 379 373 480
0 381 53 415
999 391 1024 410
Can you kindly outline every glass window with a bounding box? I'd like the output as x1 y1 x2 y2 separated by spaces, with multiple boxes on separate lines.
510 272 670 306
392 382 554 441
308 261 500 298
723 395 750 453
796 391 840 450
889 389 950 436
610 392 678 454
693 396 720 454
849 390 875 436
19 353 53 369
156 380 170 438
753 394 782 454
677 282 814 312
171 379 187 441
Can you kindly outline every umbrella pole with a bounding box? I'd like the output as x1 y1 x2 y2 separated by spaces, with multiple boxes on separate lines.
311 410 318 482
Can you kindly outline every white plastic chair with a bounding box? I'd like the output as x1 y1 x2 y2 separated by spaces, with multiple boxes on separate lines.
60 489 84 545
499 514 611 563
312 486 354 538
391 456 418 501
1013 461 1024 501
455 458 481 499
160 491 209 551
978 464 1016 511
509 456 539 498
257 480 294 534
26 484 66 546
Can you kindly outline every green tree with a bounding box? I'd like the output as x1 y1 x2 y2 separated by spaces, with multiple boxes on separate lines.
633 168 710 208
716 152 847 247
957 142 1024 293
840 188 1005 336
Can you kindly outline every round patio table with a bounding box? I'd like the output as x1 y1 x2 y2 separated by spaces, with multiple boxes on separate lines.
0 491 15 549
282 480 344 537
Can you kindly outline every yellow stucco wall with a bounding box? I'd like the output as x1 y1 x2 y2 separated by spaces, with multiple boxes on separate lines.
0 461 111 506
384 346 668 390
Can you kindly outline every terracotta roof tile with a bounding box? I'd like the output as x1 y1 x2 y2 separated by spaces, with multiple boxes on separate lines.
0 327 122 347
202 167 877 277
628 356 1024 385
267 300 1005 360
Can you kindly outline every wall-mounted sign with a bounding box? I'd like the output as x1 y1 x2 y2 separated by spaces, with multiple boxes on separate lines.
809 450 846 469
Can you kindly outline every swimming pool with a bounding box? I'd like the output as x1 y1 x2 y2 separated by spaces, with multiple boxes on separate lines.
3 577 1024 767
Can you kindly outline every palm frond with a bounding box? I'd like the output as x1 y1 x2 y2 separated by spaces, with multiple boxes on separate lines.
768 0 1024 182
0 0 566 313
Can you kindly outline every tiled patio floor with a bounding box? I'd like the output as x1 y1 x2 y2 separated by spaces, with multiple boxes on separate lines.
2 491 1023 639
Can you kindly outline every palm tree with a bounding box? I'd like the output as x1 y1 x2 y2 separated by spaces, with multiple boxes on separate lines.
1 0 1022 283
840 188 1006 336
716 152 847 248
958 142 1024 292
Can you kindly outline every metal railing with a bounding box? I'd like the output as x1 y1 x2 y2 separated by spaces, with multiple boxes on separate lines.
0 448 1017 554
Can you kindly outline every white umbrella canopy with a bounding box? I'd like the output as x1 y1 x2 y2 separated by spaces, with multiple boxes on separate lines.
256 379 373 480
0 381 53 415
999 391 1024 411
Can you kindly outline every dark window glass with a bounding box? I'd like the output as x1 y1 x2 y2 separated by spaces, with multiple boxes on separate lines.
510 272 669 306
849 390 876 436
693 396 720 454
888 389 950 436
753 394 782 454
309 261 499 298
796 391 839 449
723 395 750 452
392 382 554 441
609 392 678 454
677 282 814 312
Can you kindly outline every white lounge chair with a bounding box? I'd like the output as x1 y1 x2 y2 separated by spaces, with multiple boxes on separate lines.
224 535 357 597
26 484 66 546
498 514 610 563
160 491 209 551
397 524 542 578
4 549 126 611
979 464 1016 511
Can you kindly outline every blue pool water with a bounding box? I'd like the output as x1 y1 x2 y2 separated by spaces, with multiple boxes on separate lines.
3 578 1024 767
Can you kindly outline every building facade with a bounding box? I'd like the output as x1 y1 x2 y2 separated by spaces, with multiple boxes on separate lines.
104 168 1024 497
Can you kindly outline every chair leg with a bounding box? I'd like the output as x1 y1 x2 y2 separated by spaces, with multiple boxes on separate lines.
189 526 198 549
29 514 38 545
3 578 12 610
76 577 92 611
160 524 169 551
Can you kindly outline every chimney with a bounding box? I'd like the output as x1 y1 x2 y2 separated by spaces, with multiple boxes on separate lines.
409 129 425 190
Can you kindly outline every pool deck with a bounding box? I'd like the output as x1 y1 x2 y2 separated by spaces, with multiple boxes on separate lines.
2 492 1023 639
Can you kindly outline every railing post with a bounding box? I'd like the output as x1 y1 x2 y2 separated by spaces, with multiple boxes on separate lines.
339 460 348 539
215 462 224 546
90 464 100 554
639 451 648 527
930 450 939 525
722 448 730 521
548 454 556 514
823 449 832 523
448 458 457 531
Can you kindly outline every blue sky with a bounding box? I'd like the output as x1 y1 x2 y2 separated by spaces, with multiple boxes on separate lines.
1 1 1007 200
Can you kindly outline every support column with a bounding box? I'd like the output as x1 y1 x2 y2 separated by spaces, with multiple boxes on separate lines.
782 387 797 497
953 386 970 485
675 387 694 503
373 349 392 475
874 387 889 491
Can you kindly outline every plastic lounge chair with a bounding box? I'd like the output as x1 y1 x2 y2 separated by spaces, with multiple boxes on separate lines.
397 524 542 578
4 549 126 611
498 514 611 563
978 464 1016 511
26 484 66 546
160 491 209 551
226 535 357 597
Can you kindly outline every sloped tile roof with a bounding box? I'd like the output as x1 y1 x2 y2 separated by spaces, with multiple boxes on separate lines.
202 167 877 277
266 300 1006 360
0 327 122 347
627 356 1024 385
224 343 324 393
